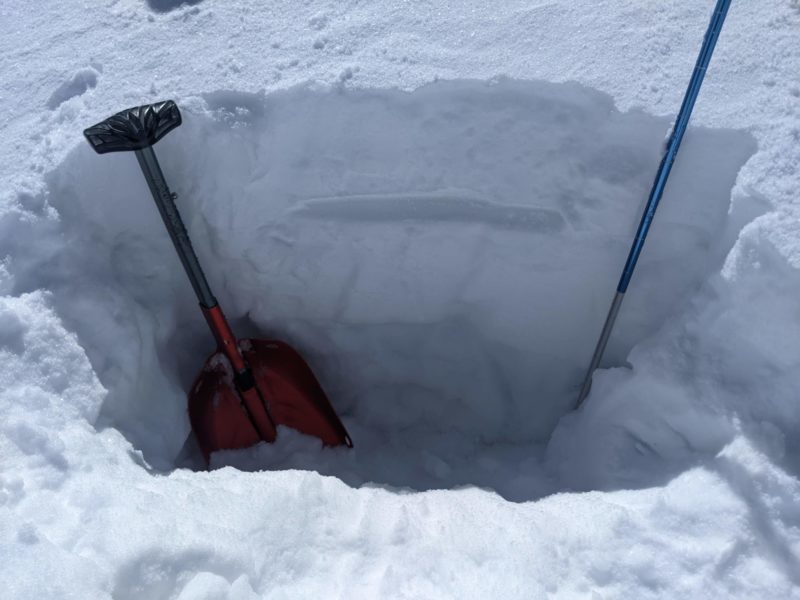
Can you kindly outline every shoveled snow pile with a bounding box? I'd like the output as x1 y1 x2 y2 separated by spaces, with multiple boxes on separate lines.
2 0 800 598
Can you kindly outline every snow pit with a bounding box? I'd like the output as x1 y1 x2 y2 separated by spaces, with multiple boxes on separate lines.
14 79 754 497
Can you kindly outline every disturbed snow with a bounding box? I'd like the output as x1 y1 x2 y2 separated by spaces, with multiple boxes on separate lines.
2 0 800 598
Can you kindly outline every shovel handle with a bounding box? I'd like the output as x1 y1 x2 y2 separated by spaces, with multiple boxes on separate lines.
84 100 182 154
84 101 218 311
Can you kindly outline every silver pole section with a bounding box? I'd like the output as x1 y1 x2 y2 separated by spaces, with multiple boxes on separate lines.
576 291 624 408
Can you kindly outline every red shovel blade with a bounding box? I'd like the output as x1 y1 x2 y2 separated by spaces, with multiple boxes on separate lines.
188 339 352 463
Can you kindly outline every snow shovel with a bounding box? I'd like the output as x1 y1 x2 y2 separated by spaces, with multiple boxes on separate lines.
84 100 352 464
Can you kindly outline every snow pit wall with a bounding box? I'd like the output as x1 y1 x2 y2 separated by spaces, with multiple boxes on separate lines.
14 79 755 468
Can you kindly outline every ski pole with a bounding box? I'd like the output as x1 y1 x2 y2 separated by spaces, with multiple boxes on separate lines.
576 0 733 408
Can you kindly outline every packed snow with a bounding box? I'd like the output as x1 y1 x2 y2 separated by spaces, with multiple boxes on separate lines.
2 0 800 598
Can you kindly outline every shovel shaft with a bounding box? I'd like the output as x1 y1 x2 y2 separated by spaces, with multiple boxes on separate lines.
135 148 256 383
135 146 217 309
202 304 248 373
135 146 276 444
136 148 257 380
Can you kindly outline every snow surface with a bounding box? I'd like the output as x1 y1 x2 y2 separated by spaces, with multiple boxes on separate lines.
2 0 800 598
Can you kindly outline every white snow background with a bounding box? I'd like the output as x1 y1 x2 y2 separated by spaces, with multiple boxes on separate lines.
1 0 800 598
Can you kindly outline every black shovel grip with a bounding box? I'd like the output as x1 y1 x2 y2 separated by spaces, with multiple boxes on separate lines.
84 100 182 154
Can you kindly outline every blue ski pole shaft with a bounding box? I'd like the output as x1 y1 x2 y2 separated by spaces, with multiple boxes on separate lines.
576 0 732 408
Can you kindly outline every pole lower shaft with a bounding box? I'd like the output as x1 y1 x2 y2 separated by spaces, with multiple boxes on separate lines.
576 291 625 408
